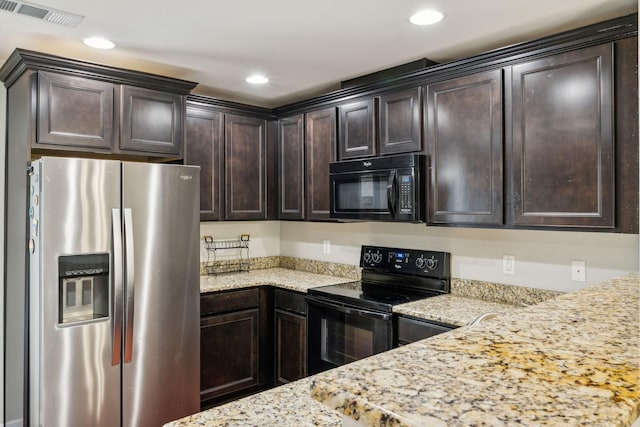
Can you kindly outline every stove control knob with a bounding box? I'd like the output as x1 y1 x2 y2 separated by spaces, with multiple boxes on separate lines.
372 253 382 263
426 258 438 270
363 252 371 263
415 257 425 269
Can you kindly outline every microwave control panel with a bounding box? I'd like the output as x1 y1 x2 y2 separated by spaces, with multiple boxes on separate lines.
398 174 413 214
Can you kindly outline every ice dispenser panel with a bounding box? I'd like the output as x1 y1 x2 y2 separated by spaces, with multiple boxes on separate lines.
58 254 109 324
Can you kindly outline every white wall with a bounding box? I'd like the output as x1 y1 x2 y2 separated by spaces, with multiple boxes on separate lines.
199 221 281 261
280 222 639 292
0 83 6 425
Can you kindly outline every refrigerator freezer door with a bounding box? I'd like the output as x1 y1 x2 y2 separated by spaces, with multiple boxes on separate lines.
121 162 200 426
31 157 122 426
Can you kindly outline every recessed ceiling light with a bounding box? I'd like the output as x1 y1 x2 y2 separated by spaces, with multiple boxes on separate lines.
409 10 444 26
83 37 115 50
246 74 269 84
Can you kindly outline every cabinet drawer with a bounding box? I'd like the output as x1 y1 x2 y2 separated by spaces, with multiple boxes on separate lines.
201 288 259 316
397 316 454 345
274 289 307 315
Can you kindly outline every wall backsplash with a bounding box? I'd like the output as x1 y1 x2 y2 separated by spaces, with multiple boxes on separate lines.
199 256 361 281
450 278 562 306
200 221 639 293
279 222 639 293
198 255 562 306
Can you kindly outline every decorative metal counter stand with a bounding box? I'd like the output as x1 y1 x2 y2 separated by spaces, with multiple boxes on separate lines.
203 234 250 274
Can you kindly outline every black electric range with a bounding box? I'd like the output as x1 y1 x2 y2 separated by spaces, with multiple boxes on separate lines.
308 245 451 312
306 245 451 375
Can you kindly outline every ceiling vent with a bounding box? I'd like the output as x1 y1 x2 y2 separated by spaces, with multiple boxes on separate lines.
0 0 84 27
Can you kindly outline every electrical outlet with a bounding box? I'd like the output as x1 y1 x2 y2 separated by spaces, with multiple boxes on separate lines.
502 255 515 275
323 240 331 254
571 260 586 282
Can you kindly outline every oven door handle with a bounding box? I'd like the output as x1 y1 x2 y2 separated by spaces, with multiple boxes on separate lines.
306 296 392 321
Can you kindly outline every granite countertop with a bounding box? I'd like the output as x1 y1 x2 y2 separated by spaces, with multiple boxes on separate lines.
201 268 522 327
311 273 640 427
393 294 519 327
165 377 341 427
200 268 354 293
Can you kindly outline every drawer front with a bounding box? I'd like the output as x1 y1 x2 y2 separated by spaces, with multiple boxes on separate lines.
274 289 307 315
201 288 259 316
397 316 454 344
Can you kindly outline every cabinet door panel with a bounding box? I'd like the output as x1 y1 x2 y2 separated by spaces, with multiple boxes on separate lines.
339 99 375 159
511 44 614 228
305 108 336 220
37 71 114 150
275 309 306 384
225 114 267 220
185 107 223 221
379 87 421 154
279 115 305 219
120 86 183 155
200 309 259 401
427 69 503 225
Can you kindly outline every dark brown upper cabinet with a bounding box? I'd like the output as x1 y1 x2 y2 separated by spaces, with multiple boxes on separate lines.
426 69 503 225
278 114 305 219
510 43 614 229
0 50 195 159
120 86 184 156
37 71 115 151
338 98 376 159
185 106 223 221
305 107 337 220
225 114 268 220
379 87 422 154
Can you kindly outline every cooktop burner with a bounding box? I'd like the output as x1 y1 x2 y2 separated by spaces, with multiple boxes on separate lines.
308 281 439 312
307 245 451 312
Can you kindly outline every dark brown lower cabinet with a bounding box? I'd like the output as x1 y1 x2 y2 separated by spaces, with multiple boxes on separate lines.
274 289 307 384
200 309 259 402
275 310 306 384
200 288 272 407
396 315 455 346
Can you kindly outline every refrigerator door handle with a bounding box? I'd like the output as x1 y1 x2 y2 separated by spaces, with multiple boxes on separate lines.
123 208 136 363
111 209 123 366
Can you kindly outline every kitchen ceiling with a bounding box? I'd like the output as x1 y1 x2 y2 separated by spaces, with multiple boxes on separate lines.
0 0 636 107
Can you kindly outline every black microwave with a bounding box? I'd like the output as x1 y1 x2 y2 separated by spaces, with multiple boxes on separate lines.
329 154 426 222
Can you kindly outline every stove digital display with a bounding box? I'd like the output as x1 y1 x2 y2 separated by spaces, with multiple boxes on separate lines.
395 252 408 262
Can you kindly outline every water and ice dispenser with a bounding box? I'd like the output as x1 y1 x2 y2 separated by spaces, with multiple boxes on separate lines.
58 254 109 324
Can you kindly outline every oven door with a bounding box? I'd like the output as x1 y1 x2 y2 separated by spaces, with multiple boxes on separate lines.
306 296 393 375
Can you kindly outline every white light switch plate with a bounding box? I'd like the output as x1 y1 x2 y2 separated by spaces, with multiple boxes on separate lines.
571 260 586 282
502 255 515 275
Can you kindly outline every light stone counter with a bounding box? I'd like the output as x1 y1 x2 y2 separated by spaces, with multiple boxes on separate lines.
201 268 523 327
393 294 519 326
200 268 354 294
311 273 640 427
165 377 341 427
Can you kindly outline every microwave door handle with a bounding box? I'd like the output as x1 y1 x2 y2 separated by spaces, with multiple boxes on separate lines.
387 170 397 218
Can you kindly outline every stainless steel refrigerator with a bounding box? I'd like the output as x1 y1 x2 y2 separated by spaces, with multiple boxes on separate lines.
27 157 200 426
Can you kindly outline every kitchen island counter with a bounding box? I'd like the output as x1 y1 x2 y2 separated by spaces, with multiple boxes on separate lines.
311 273 640 426
165 377 341 427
